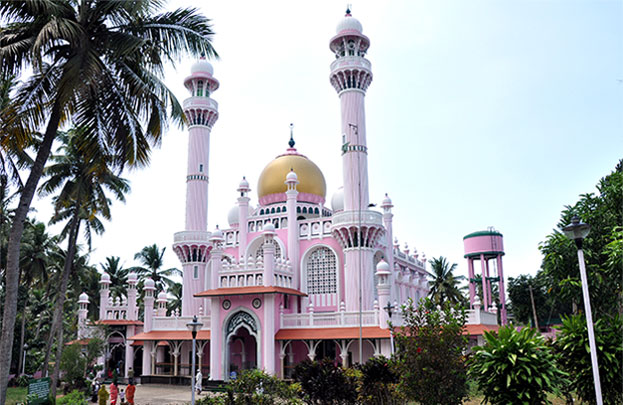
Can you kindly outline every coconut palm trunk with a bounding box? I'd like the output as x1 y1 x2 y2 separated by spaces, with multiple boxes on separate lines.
0 102 62 402
42 207 80 387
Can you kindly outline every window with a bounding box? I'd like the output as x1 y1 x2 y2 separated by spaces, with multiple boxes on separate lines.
199 164 204 172
255 242 282 260
307 247 337 295
197 81 204 97
193 265 198 279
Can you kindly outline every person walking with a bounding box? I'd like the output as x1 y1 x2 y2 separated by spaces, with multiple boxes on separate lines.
195 369 203 395
110 380 119 405
98 385 109 405
126 381 136 405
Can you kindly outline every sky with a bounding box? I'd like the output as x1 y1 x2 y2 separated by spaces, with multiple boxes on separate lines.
31 0 623 286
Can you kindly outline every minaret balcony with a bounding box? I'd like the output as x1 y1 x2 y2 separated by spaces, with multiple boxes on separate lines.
331 210 383 228
183 96 218 111
173 230 211 243
330 56 371 72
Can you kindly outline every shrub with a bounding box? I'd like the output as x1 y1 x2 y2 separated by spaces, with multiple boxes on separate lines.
293 358 358 405
470 325 566 404
57 389 88 405
357 356 404 404
392 298 468 405
222 369 302 405
555 314 623 405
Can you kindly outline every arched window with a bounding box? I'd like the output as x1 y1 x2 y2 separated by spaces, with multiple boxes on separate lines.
260 209 264 215
306 247 337 295
276 207 281 213
314 208 319 214
271 208 276 214
197 80 204 97
302 207 308 214
255 242 282 260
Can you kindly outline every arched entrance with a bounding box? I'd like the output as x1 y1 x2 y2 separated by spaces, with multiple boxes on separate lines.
225 311 260 377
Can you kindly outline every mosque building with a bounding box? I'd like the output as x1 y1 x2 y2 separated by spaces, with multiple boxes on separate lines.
77 10 500 383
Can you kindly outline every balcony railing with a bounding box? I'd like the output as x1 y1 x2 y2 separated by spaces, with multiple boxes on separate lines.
152 315 211 331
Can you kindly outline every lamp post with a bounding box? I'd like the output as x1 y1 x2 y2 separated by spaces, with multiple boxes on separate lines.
186 315 203 405
562 215 602 405
22 343 28 376
383 302 395 355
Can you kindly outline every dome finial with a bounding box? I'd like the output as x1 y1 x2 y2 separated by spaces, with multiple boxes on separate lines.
289 123 295 148
345 4 352 16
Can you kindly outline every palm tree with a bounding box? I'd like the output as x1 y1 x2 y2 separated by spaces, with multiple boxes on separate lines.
17 220 57 374
0 2 217 399
100 256 129 299
132 244 181 295
38 129 130 394
427 256 467 307
167 282 183 316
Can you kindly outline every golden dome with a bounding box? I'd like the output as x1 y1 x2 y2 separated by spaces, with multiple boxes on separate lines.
257 151 326 201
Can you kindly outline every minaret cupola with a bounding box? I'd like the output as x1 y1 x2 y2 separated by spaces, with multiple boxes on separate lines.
329 8 372 94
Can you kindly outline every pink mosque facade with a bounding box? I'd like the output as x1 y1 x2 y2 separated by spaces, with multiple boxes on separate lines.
77 11 500 383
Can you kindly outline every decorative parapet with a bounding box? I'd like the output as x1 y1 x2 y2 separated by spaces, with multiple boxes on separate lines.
152 315 211 331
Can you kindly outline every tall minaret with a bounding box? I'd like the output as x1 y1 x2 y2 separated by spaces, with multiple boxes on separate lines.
330 7 373 211
330 9 384 312
173 57 219 317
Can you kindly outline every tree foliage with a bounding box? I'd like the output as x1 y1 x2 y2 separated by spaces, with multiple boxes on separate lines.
539 160 622 319
426 256 466 306
470 326 566 404
555 314 623 405
392 298 468 405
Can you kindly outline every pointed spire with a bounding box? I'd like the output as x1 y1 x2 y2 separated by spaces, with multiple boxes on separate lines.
289 123 295 148
345 4 352 16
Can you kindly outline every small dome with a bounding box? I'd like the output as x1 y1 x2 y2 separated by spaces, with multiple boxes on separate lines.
336 13 363 34
128 272 138 283
263 223 276 233
376 260 390 273
285 170 298 184
100 273 111 283
381 193 393 208
191 58 214 75
238 176 250 191
228 205 239 226
331 187 344 212
212 227 224 239
157 291 168 301
144 278 155 289
78 292 89 304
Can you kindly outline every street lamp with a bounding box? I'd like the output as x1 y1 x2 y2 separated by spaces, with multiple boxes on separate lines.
383 302 395 355
562 215 602 405
22 343 28 376
186 315 203 405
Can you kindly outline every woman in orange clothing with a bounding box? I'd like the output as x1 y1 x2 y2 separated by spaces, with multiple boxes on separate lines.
126 382 136 405
110 380 119 405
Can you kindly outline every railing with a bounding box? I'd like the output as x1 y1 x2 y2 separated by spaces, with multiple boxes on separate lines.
330 56 372 72
182 97 218 111
331 210 383 228
173 231 211 243
466 309 498 325
152 315 211 331
281 310 379 328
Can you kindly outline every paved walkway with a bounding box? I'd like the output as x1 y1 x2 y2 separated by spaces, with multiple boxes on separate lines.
119 384 212 405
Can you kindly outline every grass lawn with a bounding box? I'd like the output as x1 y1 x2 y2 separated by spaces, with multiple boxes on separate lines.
463 394 573 404
6 387 27 405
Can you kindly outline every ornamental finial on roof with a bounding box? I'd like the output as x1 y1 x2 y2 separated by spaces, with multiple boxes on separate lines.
289 123 295 148
345 4 352 16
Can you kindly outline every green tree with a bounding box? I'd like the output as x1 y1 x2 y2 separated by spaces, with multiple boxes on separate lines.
555 314 623 405
539 160 622 319
427 256 466 306
393 298 468 405
293 358 358 405
167 282 183 315
16 221 57 374
470 326 566 404
38 129 130 396
100 256 128 299
0 2 217 401
132 244 181 295
507 273 570 327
